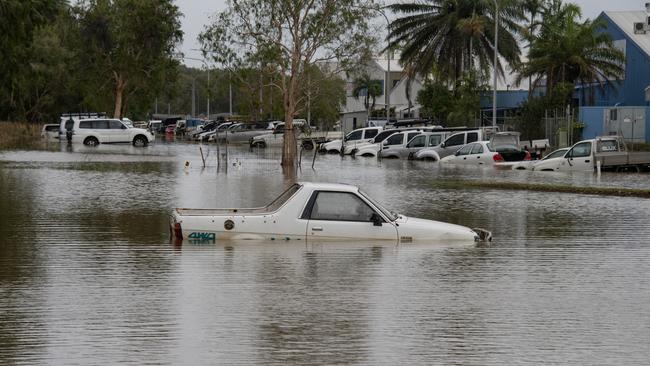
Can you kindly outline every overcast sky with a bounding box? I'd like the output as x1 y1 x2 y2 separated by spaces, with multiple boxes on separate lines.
176 0 649 67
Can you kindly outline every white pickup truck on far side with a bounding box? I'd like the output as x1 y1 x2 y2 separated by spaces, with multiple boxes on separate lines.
533 136 650 172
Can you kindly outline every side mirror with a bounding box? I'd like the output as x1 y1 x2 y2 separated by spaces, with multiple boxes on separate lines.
455 151 461 156
370 213 383 226
440 143 446 148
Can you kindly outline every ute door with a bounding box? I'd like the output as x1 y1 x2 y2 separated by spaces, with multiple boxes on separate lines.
303 191 398 241
559 142 593 172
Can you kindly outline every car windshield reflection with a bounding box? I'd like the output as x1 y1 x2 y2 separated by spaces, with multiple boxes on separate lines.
358 190 398 221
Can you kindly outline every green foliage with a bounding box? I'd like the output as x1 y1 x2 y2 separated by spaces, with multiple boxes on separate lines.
418 72 487 126
351 74 383 112
516 0 625 99
74 0 183 118
417 80 453 123
387 0 523 88
447 72 487 126
0 0 64 121
200 0 376 166
515 83 573 139
0 1 185 122
303 66 346 128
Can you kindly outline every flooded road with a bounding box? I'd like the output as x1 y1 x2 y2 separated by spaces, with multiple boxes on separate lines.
1 141 650 365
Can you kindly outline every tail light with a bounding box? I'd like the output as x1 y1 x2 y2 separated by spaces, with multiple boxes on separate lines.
493 153 504 162
524 151 532 161
173 222 183 240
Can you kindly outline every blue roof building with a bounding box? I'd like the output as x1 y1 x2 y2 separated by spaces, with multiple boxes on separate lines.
577 11 650 107
577 9 650 143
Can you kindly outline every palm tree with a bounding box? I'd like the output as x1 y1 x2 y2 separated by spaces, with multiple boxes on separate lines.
387 0 523 89
516 0 625 102
521 0 546 93
352 74 383 116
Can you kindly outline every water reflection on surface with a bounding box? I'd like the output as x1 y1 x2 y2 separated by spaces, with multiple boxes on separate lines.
1 143 649 365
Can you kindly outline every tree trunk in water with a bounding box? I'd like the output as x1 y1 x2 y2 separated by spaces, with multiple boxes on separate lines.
114 75 126 119
281 96 297 170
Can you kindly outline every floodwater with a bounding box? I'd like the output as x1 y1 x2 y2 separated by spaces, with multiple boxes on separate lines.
1 140 650 365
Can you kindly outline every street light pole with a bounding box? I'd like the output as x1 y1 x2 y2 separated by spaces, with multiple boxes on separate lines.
376 9 391 125
185 55 210 118
229 70 233 116
492 0 499 129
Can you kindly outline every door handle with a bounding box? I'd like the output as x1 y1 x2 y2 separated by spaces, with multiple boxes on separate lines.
463 157 467 160
383 146 389 149
311 227 323 231
585 160 590 163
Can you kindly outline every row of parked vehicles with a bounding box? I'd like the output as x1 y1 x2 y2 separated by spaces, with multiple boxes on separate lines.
315 124 650 173
164 117 344 150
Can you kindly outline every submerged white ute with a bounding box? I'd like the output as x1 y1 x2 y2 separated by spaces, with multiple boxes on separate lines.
170 182 491 243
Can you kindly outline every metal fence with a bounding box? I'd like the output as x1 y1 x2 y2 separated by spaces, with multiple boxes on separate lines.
543 107 576 148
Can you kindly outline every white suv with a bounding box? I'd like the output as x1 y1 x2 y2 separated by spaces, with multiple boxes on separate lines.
70 119 155 147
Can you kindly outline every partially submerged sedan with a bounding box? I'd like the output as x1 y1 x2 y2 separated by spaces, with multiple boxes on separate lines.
440 141 504 166
441 141 532 167
170 182 490 243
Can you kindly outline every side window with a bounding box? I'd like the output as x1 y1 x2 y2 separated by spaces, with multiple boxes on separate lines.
544 149 568 160
445 133 465 147
79 121 92 129
457 145 473 155
346 130 363 141
364 128 379 139
407 135 425 148
309 192 377 222
470 143 484 155
598 140 618 152
384 134 404 146
110 120 124 129
92 120 109 129
429 135 442 146
407 132 420 142
467 132 479 143
570 142 592 158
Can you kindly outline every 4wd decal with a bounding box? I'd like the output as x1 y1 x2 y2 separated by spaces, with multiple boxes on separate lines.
188 232 216 241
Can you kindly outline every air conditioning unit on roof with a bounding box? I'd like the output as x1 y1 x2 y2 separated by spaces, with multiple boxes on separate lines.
634 22 647 34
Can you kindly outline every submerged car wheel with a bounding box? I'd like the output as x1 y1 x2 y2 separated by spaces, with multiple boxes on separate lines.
302 141 314 150
84 137 99 146
133 135 148 147
253 141 266 148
